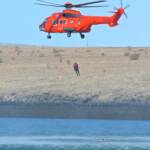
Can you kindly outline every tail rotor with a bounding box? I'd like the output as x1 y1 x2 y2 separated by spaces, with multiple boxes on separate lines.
109 0 130 18
120 0 123 8
121 0 130 18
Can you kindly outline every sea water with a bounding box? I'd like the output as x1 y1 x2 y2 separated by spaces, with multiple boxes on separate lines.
0 118 150 150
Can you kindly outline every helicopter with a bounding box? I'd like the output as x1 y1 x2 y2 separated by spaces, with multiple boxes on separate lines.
35 0 129 39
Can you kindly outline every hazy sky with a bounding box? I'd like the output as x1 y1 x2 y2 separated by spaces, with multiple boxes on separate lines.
0 0 150 47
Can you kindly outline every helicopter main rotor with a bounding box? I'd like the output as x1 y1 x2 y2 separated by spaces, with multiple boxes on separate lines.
35 0 108 9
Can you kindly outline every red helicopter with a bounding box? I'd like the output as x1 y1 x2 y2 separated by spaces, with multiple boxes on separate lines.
36 0 129 39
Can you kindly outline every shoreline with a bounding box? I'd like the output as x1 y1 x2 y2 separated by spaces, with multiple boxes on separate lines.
0 101 150 120
0 45 150 120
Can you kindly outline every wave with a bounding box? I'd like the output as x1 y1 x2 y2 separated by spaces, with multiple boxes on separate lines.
1 136 150 148
1 144 150 150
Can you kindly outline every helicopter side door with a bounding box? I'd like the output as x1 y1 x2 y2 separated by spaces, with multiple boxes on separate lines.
68 18 82 32
58 19 67 32
62 13 82 32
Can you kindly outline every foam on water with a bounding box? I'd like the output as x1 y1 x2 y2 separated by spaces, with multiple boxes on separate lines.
0 135 150 149
1 118 150 150
1 144 150 150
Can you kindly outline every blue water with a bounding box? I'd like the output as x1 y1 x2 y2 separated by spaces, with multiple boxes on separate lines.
0 118 150 150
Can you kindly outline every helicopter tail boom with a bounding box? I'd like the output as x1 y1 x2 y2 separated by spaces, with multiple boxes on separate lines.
88 7 125 27
108 8 125 27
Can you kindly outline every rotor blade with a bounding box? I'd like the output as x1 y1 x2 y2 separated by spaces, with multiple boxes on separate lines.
35 3 64 7
108 11 116 13
120 0 123 7
36 0 63 6
77 5 108 8
74 0 106 7
124 12 128 18
124 4 130 9
113 7 118 10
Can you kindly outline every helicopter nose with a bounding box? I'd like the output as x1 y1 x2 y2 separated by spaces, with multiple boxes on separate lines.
39 23 45 31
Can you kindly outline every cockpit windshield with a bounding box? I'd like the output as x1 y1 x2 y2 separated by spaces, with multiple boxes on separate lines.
39 19 48 31
43 18 48 23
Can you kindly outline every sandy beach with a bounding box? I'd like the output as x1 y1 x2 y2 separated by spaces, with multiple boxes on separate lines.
0 44 150 120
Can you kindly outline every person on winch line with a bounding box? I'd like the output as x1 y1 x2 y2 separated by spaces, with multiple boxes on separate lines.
73 62 80 76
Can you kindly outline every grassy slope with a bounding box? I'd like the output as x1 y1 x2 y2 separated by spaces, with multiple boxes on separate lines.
0 45 150 119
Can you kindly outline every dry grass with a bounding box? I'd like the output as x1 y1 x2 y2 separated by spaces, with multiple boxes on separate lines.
128 46 132 51
10 93 16 96
53 48 58 53
124 52 130 57
0 58 3 63
0 45 150 106
54 53 61 57
101 52 105 56
86 49 91 53
103 69 106 73
15 46 22 55
53 48 64 53
67 60 71 65
11 57 15 61
129 53 140 60
59 57 63 63
39 53 45 58
31 50 35 55
46 64 50 69
138 49 145 52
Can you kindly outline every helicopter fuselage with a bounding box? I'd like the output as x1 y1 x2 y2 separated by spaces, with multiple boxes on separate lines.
39 8 124 38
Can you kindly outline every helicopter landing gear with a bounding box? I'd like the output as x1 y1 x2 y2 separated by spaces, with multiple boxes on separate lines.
80 33 85 39
67 32 71 38
47 33 51 39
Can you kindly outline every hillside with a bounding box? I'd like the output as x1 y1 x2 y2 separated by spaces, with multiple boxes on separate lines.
0 45 150 119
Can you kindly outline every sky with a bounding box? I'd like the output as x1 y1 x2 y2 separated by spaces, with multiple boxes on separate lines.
0 0 150 47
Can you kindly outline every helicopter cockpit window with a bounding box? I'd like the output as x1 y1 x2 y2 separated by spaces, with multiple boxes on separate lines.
59 20 66 24
41 19 48 26
52 20 58 25
63 13 80 18
43 19 48 23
